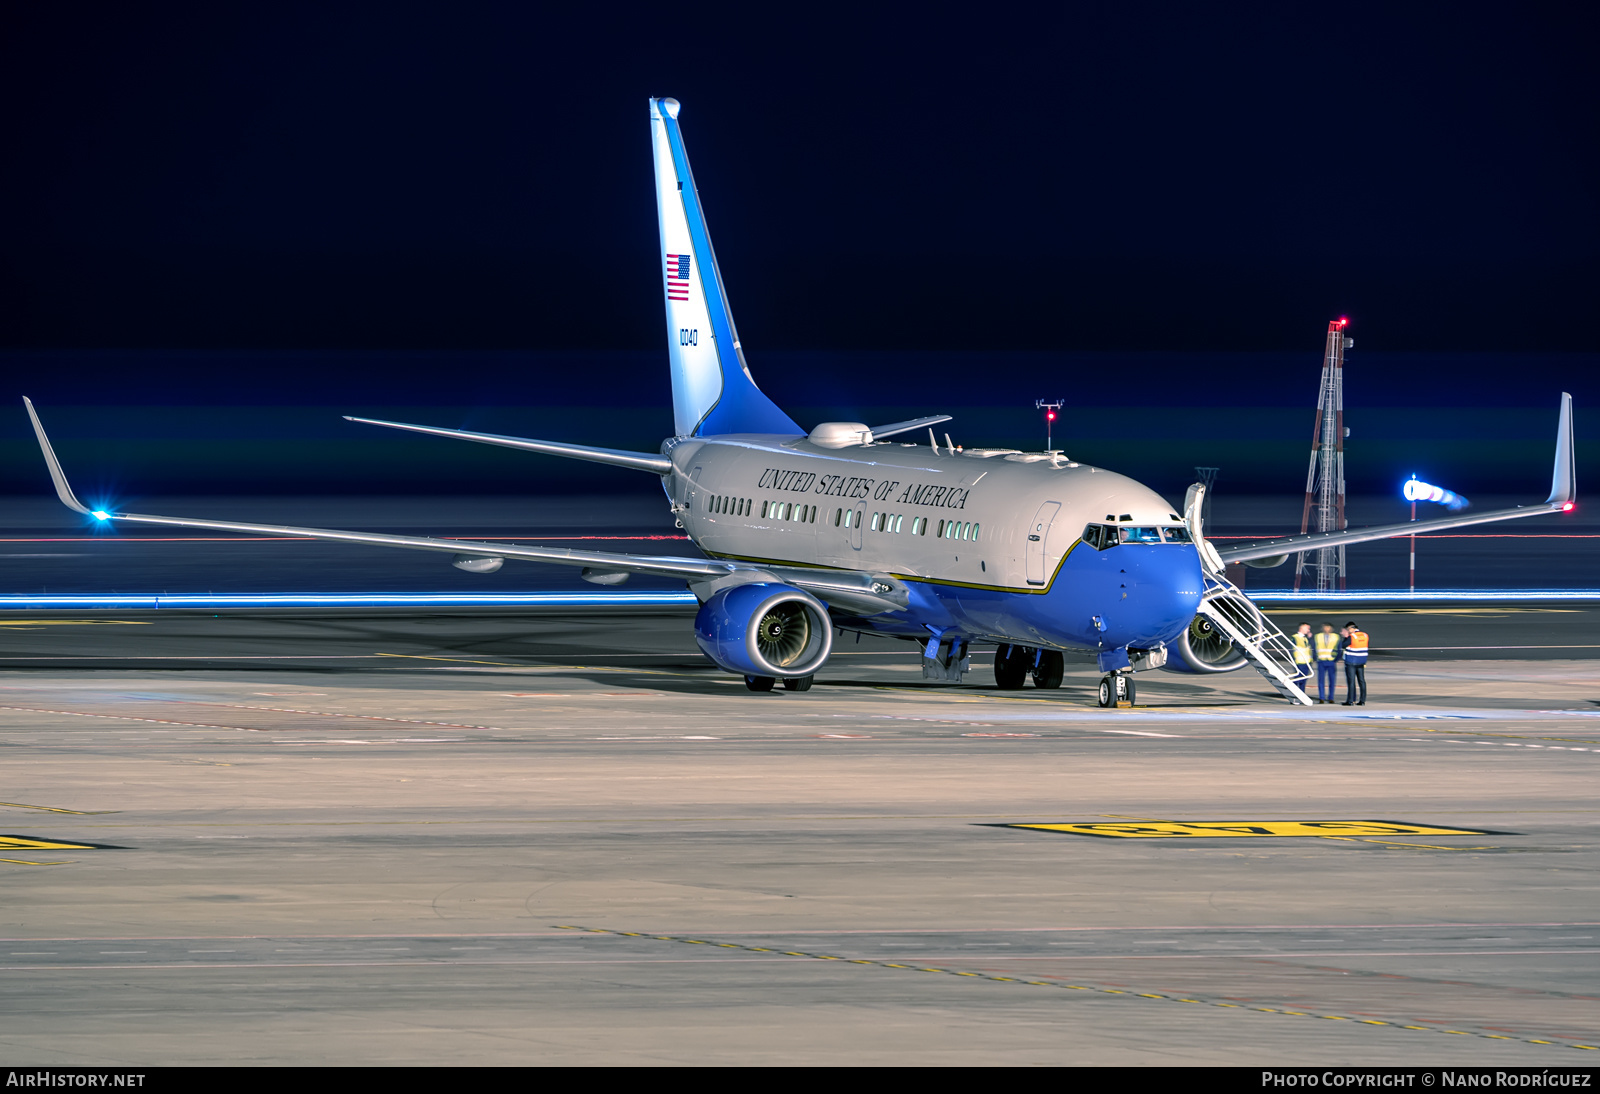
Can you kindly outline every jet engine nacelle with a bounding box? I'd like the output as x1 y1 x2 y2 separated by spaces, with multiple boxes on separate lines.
1161 611 1252 674
694 582 833 679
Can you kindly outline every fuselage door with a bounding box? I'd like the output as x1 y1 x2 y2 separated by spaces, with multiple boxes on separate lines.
1025 500 1061 585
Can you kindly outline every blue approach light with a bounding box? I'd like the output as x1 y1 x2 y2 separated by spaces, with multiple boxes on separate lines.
1402 475 1469 511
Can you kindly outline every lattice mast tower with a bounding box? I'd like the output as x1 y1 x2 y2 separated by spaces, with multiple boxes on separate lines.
1293 318 1352 592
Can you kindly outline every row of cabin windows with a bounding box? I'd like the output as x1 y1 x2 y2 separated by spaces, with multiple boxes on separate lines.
708 495 751 517
762 500 818 523
829 508 980 541
708 495 978 542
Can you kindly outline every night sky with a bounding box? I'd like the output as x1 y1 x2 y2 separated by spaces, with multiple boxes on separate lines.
3 4 1594 355
1 5 1595 497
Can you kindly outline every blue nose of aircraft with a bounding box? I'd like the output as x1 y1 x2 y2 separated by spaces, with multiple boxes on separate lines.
1094 543 1205 650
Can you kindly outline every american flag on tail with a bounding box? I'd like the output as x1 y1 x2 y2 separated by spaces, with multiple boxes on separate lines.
665 253 691 300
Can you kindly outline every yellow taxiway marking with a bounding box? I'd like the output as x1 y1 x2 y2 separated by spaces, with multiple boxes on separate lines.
374 652 521 667
0 836 102 851
0 619 152 627
1002 819 1497 840
556 925 1598 1053
374 652 695 678
0 858 73 866
0 801 118 815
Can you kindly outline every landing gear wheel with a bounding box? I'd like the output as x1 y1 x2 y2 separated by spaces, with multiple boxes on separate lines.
993 644 1029 690
1031 650 1064 689
1097 674 1135 707
782 675 814 692
744 675 776 692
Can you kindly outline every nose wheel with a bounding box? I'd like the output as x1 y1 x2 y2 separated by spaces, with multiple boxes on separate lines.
1097 673 1135 708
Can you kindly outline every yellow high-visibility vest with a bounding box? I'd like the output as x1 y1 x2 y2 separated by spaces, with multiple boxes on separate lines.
1314 632 1339 660
1293 633 1313 664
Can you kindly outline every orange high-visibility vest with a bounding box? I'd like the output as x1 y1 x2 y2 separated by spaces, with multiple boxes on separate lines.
1344 629 1369 663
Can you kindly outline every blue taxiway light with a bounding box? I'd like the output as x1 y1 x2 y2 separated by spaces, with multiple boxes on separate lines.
0 592 701 610
1249 590 1600 602
2 590 1599 611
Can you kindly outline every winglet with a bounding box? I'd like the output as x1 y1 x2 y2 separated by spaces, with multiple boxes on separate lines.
21 398 93 515
1547 392 1576 507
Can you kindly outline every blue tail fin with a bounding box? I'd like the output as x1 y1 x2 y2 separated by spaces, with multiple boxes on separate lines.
650 98 801 438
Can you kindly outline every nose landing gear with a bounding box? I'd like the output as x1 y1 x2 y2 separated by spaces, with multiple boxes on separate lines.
1096 673 1135 708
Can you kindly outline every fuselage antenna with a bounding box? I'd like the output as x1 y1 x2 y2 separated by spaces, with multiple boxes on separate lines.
1036 398 1064 453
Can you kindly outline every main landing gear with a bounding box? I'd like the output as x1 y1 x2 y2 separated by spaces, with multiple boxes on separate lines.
993 645 1064 690
744 675 814 692
1096 673 1135 708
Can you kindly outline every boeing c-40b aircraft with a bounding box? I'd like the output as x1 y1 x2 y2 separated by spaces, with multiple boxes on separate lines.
23 97 1578 707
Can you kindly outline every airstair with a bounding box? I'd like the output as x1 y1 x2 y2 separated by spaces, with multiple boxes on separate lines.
1197 574 1314 705
1183 482 1314 706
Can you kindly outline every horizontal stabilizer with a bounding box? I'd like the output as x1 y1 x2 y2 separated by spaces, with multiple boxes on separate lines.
344 417 672 474
867 415 953 442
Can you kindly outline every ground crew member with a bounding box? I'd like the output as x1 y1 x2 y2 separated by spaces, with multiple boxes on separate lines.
1313 622 1340 703
1340 621 1369 705
1292 623 1313 692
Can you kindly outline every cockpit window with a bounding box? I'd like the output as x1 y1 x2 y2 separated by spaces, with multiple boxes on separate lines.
1118 526 1164 544
1087 523 1192 548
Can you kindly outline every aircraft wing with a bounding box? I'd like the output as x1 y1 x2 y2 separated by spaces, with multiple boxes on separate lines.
23 399 909 614
1218 392 1575 564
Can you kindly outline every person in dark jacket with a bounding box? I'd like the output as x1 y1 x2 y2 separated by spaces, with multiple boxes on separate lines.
1339 622 1369 705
